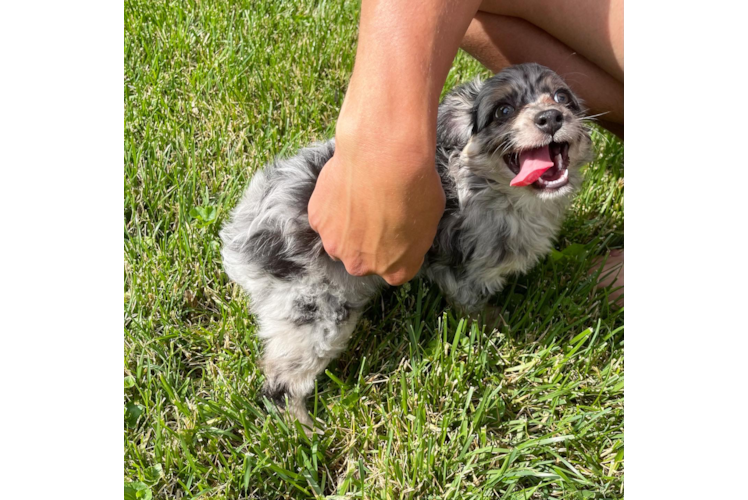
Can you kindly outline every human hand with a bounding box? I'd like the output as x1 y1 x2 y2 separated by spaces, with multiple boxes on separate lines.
308 113 445 286
307 0 482 285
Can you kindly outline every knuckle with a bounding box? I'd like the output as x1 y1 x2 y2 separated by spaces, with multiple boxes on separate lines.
345 258 370 277
307 207 320 231
321 241 338 259
384 269 413 286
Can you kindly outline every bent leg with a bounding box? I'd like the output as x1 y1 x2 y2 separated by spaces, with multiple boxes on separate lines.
478 0 623 82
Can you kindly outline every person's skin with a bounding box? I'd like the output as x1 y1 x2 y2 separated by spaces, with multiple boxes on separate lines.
308 0 482 285
309 0 623 298
590 249 624 306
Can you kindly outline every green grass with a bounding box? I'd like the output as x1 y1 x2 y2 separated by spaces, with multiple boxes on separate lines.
124 1 624 498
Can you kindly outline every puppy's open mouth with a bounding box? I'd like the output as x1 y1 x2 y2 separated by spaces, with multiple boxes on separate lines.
504 141 570 190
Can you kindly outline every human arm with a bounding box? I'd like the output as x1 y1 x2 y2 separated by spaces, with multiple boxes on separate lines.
307 0 481 285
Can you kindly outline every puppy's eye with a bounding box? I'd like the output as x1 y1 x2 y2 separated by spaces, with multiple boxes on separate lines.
497 104 515 118
554 90 570 104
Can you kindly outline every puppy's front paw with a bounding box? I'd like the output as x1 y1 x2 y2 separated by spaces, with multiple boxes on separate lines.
468 305 504 330
457 304 504 330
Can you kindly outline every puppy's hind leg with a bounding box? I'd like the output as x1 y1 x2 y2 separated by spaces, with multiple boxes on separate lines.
259 312 361 434
261 327 327 431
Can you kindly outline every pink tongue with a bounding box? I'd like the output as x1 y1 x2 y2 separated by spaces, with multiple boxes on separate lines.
510 145 554 187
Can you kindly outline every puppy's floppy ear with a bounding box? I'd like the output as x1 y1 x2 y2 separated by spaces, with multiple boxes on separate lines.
437 78 483 147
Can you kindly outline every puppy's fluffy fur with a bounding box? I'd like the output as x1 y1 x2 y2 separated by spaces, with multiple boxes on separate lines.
221 63 593 429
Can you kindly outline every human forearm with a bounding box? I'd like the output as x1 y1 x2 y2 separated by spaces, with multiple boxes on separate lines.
309 0 481 284
339 0 482 158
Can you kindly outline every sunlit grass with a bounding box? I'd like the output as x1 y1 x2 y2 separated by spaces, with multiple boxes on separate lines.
124 1 623 498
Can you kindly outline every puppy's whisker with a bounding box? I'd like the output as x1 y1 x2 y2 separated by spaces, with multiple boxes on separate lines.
581 111 610 122
491 137 516 163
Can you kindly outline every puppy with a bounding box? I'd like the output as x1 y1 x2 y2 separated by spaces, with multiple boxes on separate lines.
220 63 593 430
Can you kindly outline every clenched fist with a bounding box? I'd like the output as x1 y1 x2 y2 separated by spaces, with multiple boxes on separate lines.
308 113 445 286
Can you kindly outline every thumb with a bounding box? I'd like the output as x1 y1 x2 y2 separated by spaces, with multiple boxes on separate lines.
307 163 331 233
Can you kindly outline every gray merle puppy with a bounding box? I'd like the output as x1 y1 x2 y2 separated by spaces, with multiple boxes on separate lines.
220 63 593 430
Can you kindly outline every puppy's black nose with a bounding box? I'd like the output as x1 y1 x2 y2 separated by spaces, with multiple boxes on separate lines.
534 109 564 135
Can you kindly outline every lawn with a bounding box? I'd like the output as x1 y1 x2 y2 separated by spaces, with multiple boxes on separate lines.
124 1 624 498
